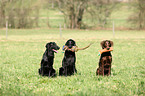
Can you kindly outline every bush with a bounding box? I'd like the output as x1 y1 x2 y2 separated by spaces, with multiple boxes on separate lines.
0 0 40 28
128 0 145 29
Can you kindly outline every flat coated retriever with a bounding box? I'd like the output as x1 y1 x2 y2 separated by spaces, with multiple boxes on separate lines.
39 42 60 77
96 40 113 76
59 39 77 76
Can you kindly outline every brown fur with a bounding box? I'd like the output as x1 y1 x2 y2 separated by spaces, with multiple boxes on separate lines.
96 40 113 76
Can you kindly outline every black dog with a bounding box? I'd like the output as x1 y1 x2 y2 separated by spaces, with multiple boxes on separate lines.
39 42 60 77
96 40 113 76
59 39 77 76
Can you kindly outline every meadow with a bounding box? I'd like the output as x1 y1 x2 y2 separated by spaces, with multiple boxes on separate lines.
0 28 145 96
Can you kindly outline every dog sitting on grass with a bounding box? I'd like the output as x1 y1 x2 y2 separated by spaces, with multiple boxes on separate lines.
96 40 113 76
59 39 77 76
38 42 60 77
59 39 92 76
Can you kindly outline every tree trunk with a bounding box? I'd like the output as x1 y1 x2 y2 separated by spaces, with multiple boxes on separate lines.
69 6 84 29
0 2 6 27
76 8 84 29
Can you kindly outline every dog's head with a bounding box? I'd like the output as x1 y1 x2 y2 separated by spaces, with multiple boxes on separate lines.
101 40 113 50
65 39 76 49
45 42 60 53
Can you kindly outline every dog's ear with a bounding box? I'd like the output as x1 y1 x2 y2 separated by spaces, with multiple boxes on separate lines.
45 43 50 48
65 40 69 46
100 40 105 49
73 41 76 46
109 40 113 47
71 39 76 46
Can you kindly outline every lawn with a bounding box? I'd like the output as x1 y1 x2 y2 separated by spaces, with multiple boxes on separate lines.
0 29 145 96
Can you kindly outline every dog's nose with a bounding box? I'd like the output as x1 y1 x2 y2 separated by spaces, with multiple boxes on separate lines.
107 47 110 50
68 45 72 48
57 46 60 50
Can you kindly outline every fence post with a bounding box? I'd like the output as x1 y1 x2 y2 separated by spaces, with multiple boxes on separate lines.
59 24 62 38
113 21 115 38
6 21 8 39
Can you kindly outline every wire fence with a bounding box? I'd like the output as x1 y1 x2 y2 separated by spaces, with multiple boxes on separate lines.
1 16 136 30
38 18 134 30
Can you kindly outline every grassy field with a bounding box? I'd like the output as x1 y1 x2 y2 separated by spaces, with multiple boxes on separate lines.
0 29 145 96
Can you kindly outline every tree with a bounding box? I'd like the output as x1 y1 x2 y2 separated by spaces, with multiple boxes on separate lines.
128 0 145 29
56 0 88 29
88 0 117 28
0 0 7 27
0 0 40 28
56 0 117 29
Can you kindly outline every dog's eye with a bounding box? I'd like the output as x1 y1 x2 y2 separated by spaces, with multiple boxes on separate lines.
69 41 72 44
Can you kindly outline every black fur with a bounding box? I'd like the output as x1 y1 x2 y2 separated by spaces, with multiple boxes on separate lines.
59 39 77 76
38 42 60 77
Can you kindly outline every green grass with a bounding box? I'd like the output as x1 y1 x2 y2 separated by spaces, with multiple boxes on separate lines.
0 29 145 96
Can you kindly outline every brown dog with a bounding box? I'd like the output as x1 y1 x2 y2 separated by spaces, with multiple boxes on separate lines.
96 40 113 76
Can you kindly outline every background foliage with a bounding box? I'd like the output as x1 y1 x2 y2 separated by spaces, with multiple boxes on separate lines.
0 0 145 29
0 0 40 28
128 0 145 29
